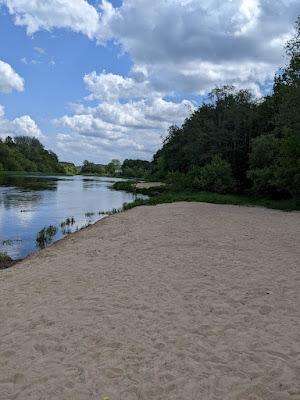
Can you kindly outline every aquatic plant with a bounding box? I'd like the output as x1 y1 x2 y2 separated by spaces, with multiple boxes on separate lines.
0 251 12 263
106 208 121 215
66 216 75 225
36 225 58 248
1 239 22 246
60 216 75 228
85 211 95 218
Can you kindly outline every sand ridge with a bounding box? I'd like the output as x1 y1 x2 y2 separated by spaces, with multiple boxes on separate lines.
0 202 300 399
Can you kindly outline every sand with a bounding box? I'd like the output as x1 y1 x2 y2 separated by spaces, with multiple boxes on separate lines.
135 182 165 189
0 202 299 400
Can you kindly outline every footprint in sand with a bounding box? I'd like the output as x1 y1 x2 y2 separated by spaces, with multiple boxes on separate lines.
33 343 48 355
104 368 124 379
259 305 272 315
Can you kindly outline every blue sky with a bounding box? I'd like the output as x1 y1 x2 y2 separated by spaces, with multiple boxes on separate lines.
0 0 299 164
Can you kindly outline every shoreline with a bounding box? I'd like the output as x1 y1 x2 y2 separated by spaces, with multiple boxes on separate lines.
2 197 299 271
1 202 299 398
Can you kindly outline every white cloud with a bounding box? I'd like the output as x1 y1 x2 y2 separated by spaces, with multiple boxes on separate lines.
83 71 154 102
1 0 100 38
0 60 24 93
0 105 43 139
2 0 299 96
55 91 195 162
34 46 46 54
95 0 299 95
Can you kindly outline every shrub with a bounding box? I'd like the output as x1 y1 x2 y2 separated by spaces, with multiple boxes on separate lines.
167 171 193 191
194 157 236 194
248 130 300 198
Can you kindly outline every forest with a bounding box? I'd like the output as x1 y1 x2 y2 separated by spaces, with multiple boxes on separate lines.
0 136 69 174
149 17 300 201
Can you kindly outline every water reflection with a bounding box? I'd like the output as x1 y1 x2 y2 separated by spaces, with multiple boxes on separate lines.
0 174 59 191
0 189 43 210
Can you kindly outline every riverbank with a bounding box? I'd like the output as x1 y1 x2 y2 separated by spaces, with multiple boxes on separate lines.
113 180 300 211
1 202 299 399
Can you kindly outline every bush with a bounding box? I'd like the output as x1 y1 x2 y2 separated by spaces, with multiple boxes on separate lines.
166 157 236 194
194 157 236 194
248 130 300 198
167 171 193 191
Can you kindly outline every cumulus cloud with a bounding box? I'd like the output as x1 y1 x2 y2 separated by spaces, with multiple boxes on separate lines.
0 60 24 93
2 0 299 95
95 0 299 96
0 105 43 139
55 89 195 161
0 0 100 38
83 71 155 102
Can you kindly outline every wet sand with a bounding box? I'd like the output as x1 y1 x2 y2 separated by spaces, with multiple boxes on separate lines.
0 202 299 399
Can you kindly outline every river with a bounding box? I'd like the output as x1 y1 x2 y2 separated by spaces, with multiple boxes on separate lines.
0 174 142 260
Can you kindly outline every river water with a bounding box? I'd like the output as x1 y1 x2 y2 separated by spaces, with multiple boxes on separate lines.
0 174 141 260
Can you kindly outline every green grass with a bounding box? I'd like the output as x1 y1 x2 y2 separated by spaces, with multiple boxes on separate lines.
112 180 136 191
115 181 299 212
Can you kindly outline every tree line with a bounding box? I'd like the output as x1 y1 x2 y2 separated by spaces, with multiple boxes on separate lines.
0 136 66 174
150 17 300 201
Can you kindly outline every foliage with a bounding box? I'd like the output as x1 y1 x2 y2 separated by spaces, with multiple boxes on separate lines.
193 157 236 193
166 157 235 194
112 180 136 192
0 251 12 262
36 225 58 248
59 162 78 175
248 130 300 198
60 217 75 228
121 190 299 212
81 160 107 175
112 180 166 196
80 159 152 179
152 89 257 188
151 19 300 200
81 159 121 176
0 136 64 173
121 159 153 178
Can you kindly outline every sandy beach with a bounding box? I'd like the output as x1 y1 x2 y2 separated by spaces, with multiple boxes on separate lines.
0 202 299 400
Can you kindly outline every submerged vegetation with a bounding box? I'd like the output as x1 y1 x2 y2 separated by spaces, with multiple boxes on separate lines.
36 225 58 248
0 251 13 269
85 212 95 218
60 217 76 228
0 251 12 262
